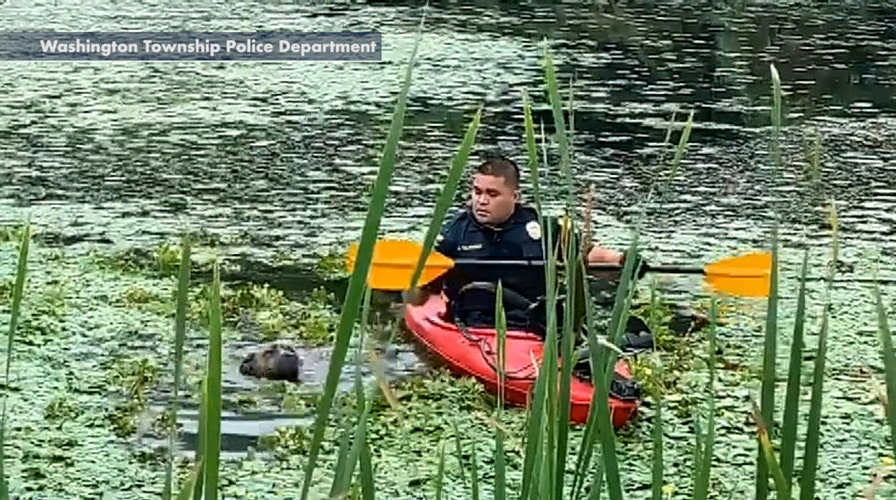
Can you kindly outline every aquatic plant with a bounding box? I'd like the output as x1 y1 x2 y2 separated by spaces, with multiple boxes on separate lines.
162 235 192 498
0 223 29 500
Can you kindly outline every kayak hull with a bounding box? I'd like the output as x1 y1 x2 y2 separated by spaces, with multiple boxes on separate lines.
403 294 640 428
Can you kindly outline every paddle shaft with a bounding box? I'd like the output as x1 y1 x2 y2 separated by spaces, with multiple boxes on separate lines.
450 258 705 275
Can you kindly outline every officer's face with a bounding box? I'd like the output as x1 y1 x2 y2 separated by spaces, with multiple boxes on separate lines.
471 173 519 225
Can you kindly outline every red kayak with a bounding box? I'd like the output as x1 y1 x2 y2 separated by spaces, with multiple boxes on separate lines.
403 293 640 428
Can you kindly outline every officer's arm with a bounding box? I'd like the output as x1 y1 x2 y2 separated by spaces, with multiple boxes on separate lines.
548 215 622 265
587 245 625 265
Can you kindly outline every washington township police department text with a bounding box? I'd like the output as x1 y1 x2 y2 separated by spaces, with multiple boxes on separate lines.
39 37 377 57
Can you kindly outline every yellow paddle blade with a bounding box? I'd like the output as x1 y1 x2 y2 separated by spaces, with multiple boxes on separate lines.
704 251 772 298
705 251 772 277
705 274 771 298
346 239 456 291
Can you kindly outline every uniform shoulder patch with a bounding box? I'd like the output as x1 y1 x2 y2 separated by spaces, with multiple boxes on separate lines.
525 220 541 240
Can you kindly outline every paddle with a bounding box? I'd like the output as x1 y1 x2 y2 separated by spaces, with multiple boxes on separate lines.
346 239 773 298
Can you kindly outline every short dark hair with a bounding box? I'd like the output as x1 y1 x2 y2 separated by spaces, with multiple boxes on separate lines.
476 155 520 188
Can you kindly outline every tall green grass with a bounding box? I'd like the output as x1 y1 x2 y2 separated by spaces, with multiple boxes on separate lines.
0 223 29 500
297 26 421 500
2 30 896 500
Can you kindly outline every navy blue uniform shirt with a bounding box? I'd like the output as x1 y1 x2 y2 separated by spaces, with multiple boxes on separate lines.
431 204 577 326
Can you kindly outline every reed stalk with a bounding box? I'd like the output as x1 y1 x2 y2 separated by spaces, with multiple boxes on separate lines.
329 286 374 498
494 281 508 500
202 261 223 500
692 299 718 500
0 223 29 500
755 227 779 500
755 61 784 500
164 235 192 498
297 29 421 500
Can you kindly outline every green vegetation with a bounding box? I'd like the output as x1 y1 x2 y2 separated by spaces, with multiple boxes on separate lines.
1 32 895 500
116 260 340 346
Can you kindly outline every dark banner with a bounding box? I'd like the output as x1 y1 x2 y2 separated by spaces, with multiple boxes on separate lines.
0 31 383 61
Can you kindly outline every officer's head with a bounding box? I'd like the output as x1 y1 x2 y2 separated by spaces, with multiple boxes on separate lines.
471 156 520 226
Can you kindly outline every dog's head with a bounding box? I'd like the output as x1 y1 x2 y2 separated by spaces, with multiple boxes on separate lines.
240 343 303 382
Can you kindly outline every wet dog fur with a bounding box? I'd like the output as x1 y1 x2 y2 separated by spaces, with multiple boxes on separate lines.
239 343 303 382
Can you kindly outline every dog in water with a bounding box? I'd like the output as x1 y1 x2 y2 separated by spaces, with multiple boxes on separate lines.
239 343 303 382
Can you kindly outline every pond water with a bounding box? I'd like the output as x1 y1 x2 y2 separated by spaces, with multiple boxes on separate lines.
0 0 895 498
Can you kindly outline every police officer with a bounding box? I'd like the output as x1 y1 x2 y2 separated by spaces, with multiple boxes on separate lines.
406 155 641 335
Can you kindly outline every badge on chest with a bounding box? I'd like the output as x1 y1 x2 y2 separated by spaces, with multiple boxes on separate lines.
526 220 541 240
459 243 484 251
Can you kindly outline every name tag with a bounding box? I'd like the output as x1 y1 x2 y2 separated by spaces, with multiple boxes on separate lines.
459 243 483 251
